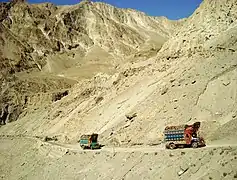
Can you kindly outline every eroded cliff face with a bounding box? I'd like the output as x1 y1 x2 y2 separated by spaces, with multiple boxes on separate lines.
1 0 178 67
158 0 237 59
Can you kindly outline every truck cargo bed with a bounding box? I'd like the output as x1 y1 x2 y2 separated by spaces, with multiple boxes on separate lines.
164 129 185 142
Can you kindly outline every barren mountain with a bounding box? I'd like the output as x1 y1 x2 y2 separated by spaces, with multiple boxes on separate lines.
0 0 237 179
0 0 182 122
159 0 237 59
1 0 180 75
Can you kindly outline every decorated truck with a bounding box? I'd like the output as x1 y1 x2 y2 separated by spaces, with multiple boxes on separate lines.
79 133 101 150
164 122 205 149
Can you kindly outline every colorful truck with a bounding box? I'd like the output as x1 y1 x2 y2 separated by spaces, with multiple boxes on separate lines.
79 133 101 150
164 122 205 149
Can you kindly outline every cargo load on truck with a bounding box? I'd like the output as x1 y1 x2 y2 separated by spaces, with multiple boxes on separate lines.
164 122 205 149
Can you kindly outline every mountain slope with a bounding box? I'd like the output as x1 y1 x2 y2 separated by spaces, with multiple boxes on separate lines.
158 0 237 59
0 1 237 179
1 1 181 75
0 0 236 146
0 0 181 123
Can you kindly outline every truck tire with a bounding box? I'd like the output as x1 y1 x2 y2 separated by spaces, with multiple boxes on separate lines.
191 142 198 148
169 143 176 149
166 143 176 149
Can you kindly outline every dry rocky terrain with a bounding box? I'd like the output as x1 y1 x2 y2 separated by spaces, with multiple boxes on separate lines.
0 0 237 179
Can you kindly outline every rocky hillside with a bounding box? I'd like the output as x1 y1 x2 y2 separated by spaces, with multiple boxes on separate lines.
0 0 236 147
158 0 237 59
0 0 237 179
0 0 181 123
1 0 180 74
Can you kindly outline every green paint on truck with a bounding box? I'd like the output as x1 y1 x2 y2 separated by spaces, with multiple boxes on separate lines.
79 133 101 150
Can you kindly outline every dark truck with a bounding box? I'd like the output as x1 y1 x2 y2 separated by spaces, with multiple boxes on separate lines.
164 122 205 149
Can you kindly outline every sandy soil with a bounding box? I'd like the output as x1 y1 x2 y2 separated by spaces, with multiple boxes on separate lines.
0 136 237 180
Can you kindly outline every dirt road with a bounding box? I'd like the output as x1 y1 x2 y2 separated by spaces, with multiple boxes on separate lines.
1 134 237 180
1 134 236 154
49 141 237 154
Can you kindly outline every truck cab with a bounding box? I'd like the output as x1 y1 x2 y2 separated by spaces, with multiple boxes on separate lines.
79 133 101 150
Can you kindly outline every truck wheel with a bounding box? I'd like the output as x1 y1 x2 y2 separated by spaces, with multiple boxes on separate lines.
168 143 176 150
191 142 198 148
199 138 206 147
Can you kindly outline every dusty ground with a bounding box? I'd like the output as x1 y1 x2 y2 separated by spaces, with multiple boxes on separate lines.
0 136 237 180
0 0 237 179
